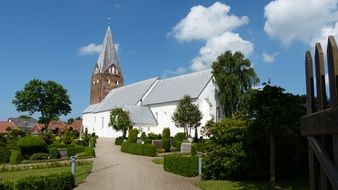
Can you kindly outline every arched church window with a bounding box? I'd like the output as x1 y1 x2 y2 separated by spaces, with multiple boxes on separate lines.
115 81 119 85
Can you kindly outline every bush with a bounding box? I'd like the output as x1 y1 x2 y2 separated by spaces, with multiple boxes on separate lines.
76 152 93 159
30 153 51 160
48 148 60 159
128 128 138 143
164 155 198 177
147 133 161 140
174 132 187 141
121 142 156 157
162 128 170 140
84 148 95 157
141 132 147 141
162 140 171 152
67 147 85 157
172 141 182 151
115 137 125 145
0 149 12 163
191 143 206 156
10 150 24 164
14 172 74 190
17 136 46 158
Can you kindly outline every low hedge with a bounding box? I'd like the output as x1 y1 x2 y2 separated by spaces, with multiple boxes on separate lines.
67 147 85 157
30 153 51 160
10 150 24 164
115 137 125 145
84 148 95 157
172 141 182 151
121 142 156 157
164 155 198 177
0 172 75 190
0 149 12 163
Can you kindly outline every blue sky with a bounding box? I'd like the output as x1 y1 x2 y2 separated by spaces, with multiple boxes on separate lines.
1 0 337 120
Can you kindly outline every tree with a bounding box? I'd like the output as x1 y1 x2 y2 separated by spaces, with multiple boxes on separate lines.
243 85 306 184
18 115 33 119
109 108 132 138
172 95 202 138
212 51 259 117
12 79 71 129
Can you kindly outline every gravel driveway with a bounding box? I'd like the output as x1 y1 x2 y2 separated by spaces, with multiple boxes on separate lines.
75 138 200 190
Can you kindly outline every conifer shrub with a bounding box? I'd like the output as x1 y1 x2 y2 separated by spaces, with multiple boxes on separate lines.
162 140 171 152
0 149 12 163
141 132 147 141
174 132 187 142
10 150 24 164
162 128 170 140
128 128 138 143
171 141 182 151
163 155 198 177
121 142 156 157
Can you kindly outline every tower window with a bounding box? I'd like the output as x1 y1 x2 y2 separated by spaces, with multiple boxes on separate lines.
115 81 119 85
107 79 111 84
112 67 115 74
93 81 95 84
97 80 99 83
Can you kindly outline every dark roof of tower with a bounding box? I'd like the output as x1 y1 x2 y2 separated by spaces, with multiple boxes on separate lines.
96 26 121 73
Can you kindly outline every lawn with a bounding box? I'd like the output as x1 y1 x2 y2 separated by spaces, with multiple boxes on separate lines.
151 158 164 164
194 178 308 190
0 164 92 185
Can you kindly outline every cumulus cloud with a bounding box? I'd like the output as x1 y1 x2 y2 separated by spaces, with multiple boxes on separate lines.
262 52 279 63
170 2 248 41
78 43 119 55
264 0 338 46
191 32 253 71
162 66 188 78
311 22 338 52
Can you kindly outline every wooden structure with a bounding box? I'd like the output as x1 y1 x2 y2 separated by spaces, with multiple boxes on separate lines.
301 36 338 189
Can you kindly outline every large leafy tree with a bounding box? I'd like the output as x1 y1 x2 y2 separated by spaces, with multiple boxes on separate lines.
212 51 259 117
12 79 71 129
172 95 202 138
109 108 132 138
244 85 306 184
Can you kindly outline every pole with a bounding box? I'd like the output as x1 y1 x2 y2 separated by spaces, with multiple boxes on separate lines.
197 152 202 176
71 156 77 182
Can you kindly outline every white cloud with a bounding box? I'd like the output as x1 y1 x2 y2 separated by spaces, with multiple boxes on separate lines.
264 0 338 46
262 52 279 63
170 2 248 41
78 43 119 55
162 66 188 78
191 32 253 71
311 22 338 52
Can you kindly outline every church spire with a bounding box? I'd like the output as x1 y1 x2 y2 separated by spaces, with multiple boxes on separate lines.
96 26 121 74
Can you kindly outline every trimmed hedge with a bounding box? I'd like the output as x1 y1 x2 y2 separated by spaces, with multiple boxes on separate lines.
115 137 125 145
30 153 51 160
10 150 24 164
121 142 156 157
172 141 182 151
84 148 95 157
128 128 138 143
1 172 75 190
48 148 60 159
67 147 85 157
17 136 46 158
0 149 12 163
164 155 198 177
162 140 171 152
174 132 187 141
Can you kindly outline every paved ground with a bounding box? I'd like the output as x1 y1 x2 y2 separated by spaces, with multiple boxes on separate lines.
75 138 200 190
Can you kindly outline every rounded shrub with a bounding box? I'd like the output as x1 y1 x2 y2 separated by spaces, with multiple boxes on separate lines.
115 137 125 145
10 150 24 164
141 132 147 141
162 128 170 140
0 149 12 163
48 148 60 159
30 153 50 160
128 128 138 143
174 132 187 142
17 136 46 158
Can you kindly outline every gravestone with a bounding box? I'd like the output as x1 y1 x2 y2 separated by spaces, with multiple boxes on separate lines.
136 138 143 144
151 140 162 149
180 143 192 153
58 148 68 159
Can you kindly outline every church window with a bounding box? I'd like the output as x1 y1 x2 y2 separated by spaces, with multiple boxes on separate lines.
155 112 158 120
115 81 119 85
101 117 104 129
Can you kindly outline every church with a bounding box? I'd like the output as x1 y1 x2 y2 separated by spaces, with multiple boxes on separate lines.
82 26 220 138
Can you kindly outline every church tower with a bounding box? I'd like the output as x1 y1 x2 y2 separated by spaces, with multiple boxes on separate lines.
90 26 124 104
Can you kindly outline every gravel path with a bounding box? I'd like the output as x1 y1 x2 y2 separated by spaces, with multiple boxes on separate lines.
75 138 200 190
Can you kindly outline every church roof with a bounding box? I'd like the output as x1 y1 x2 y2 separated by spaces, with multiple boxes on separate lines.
97 26 121 73
123 105 157 125
83 77 158 113
142 69 212 105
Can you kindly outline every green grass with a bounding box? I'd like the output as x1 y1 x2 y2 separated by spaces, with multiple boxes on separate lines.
194 178 308 190
0 164 93 185
151 158 164 164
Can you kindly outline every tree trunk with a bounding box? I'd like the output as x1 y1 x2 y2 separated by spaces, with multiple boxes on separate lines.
270 134 276 185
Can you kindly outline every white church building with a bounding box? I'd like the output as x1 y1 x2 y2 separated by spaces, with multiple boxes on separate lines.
82 26 220 138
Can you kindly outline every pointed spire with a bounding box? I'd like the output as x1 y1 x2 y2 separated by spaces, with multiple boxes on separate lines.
96 26 122 73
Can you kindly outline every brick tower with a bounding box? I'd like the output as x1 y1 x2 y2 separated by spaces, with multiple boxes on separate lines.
90 26 124 104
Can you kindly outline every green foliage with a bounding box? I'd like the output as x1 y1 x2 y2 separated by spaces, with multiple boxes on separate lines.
67 147 85 157
10 150 24 164
172 141 182 151
121 142 156 157
39 130 54 145
141 132 147 141
128 128 138 143
174 132 187 141
30 153 51 160
147 133 161 140
115 137 125 145
12 79 72 129
164 155 198 177
13 172 74 190
0 150 12 163
76 152 93 159
17 136 47 158
202 118 248 180
162 128 170 140
109 108 132 138
80 128 90 147
48 148 60 159
172 95 202 137
84 148 95 157
162 140 171 152
212 50 259 117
